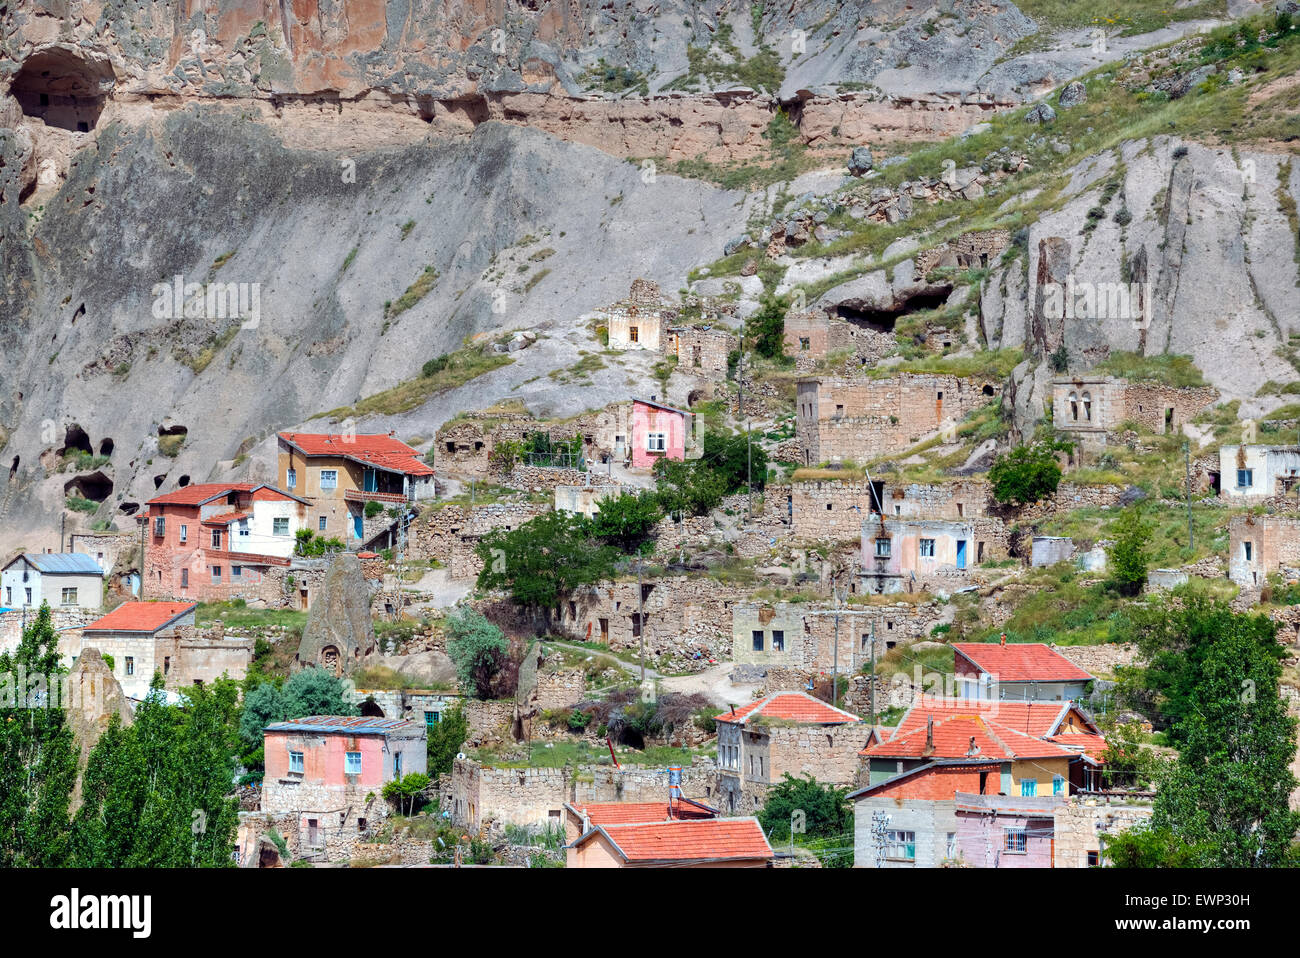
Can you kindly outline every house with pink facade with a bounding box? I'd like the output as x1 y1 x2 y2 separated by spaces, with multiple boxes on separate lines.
630 397 699 470
953 792 1063 867
261 715 427 857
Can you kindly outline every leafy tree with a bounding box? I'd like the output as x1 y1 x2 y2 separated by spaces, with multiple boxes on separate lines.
701 429 768 493
748 291 789 360
1114 596 1280 746
1103 824 1206 867
382 772 431 816
476 512 617 631
588 490 663 551
988 439 1069 505
445 608 508 698
0 604 77 867
427 703 468 779
1107 505 1151 596
1148 621 1300 867
238 681 287 750
758 774 852 867
653 457 728 517
281 667 356 719
1098 721 1163 790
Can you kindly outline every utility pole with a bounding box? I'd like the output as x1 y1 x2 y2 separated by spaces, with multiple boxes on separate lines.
869 621 877 724
1184 441 1193 551
736 319 745 419
637 557 646 687
59 513 65 553
746 421 753 522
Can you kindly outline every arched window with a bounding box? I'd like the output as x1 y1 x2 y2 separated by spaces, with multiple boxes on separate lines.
1082 391 1092 421
1068 391 1079 421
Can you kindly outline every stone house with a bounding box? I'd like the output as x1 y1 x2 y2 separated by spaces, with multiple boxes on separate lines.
434 404 633 477
731 601 945 673
1052 796 1154 868
664 324 736 380
796 374 997 466
1228 513 1300 588
408 498 553 580
79 600 197 698
567 817 772 868
1 552 103 611
1030 536 1075 567
554 483 620 518
715 691 871 815
951 641 1094 702
914 228 1011 275
593 279 675 352
143 483 309 603
782 310 894 371
775 477 993 541
70 531 139 601
277 431 435 545
1051 376 1217 445
1218 445 1300 500
261 715 427 857
858 517 1008 595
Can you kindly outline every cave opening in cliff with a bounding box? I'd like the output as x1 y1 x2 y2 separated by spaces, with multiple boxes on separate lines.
59 424 92 458
836 286 954 333
64 471 113 502
11 48 113 133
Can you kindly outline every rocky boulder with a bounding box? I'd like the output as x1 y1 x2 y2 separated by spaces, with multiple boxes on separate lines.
1058 81 1087 109
65 647 133 813
295 553 376 676
1024 102 1057 124
847 146 874 176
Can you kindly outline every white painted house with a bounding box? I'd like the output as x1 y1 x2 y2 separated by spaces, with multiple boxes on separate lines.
1 553 105 611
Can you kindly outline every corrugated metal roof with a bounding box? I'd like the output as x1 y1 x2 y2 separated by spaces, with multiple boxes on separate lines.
263 715 422 735
17 553 104 575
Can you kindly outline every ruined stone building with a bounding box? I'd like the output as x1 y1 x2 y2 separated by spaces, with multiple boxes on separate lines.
664 324 737 380
435 404 633 476
1219 445 1300 501
592 279 676 351
782 310 894 372
1228 513 1300 588
796 374 998 465
715 691 872 815
731 601 946 673
914 228 1011 275
774 477 994 541
1051 376 1217 445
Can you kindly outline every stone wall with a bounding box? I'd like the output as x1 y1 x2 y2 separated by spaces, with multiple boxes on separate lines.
443 757 717 832
915 228 1011 275
779 478 995 541
782 311 894 371
667 325 737 380
1052 377 1218 444
1052 797 1154 868
408 499 553 580
533 669 587 712
732 600 946 671
508 466 618 490
1053 643 1138 679
796 374 998 465
1229 514 1300 587
563 575 744 669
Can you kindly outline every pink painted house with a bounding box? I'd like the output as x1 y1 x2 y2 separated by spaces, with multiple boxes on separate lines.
630 397 699 470
261 715 427 855
953 792 1062 867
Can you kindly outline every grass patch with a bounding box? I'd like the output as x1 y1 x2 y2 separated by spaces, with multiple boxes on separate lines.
317 345 514 419
1091 351 1206 387
385 265 440 319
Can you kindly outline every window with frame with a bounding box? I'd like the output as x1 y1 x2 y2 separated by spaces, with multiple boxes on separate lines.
629 325 639 343
885 830 916 862
180 569 189 589
319 516 327 531
772 629 785 652
1020 778 1038 797
646 432 667 453
1238 468 1253 488
424 710 440 727
344 751 362 775
60 587 78 605
124 657 134 676
919 538 936 557
286 468 297 489
179 524 187 544
319 469 338 490
752 630 764 652
211 566 222 582
1244 541 1254 562
273 516 290 536
153 516 165 537
1004 827 1027 854
231 565 242 579
394 752 403 777
946 832 957 859
289 750 304 774
211 529 222 549
875 537 892 558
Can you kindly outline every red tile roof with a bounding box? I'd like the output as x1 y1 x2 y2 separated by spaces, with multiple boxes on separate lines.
861 713 1077 762
147 483 255 507
569 801 716 827
716 691 862 727
952 642 1093 683
201 511 251 525
84 601 197 634
1047 732 1109 762
278 432 434 476
594 818 772 864
890 698 1095 740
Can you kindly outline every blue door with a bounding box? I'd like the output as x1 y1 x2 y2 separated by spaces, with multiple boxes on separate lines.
354 515 364 539
956 540 967 569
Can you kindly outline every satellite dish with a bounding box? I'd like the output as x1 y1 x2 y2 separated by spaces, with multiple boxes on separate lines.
456 752 466 760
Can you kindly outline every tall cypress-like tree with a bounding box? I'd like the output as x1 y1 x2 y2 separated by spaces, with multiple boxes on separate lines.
72 674 241 867
0 604 77 867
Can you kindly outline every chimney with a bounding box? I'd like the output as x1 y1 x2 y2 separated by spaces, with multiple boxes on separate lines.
667 765 683 817
923 716 934 756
